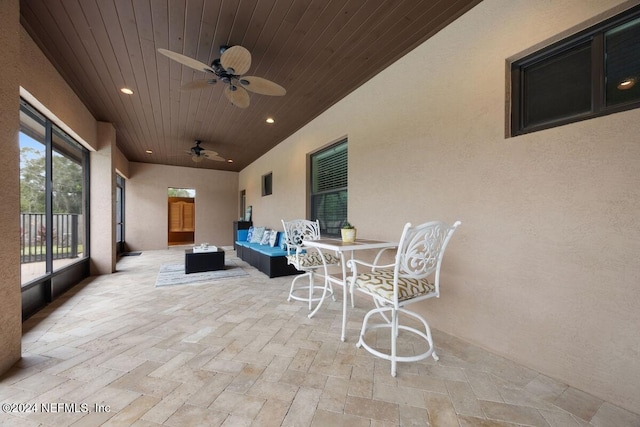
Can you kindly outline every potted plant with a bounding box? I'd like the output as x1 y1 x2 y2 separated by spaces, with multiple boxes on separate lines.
341 221 357 243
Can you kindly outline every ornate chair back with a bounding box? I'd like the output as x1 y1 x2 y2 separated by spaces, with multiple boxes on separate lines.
392 220 461 302
281 219 321 256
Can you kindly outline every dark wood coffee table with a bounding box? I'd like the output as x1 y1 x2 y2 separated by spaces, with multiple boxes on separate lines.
184 248 225 274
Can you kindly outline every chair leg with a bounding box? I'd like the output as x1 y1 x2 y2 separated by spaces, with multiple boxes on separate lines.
374 298 392 324
350 280 355 309
307 273 333 319
356 305 439 376
356 306 377 349
288 272 309 302
288 269 334 318
398 307 439 362
391 306 398 377
308 271 314 311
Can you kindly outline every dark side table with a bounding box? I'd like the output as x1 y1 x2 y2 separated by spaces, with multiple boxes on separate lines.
185 248 225 274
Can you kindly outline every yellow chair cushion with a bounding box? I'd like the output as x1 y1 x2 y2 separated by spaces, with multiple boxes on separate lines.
287 252 340 268
353 268 435 302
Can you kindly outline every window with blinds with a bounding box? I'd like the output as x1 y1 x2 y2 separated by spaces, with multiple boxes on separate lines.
310 139 347 237
511 5 640 136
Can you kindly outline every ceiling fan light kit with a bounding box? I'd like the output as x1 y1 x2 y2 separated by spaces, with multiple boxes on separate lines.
158 44 286 108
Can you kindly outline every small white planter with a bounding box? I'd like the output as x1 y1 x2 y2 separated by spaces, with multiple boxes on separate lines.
341 228 357 243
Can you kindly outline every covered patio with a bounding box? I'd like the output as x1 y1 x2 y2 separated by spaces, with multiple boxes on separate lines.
2 248 637 425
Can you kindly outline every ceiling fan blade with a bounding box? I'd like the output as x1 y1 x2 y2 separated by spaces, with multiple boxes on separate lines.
181 80 216 91
224 85 250 108
239 76 286 96
220 46 251 75
158 48 214 73
202 149 220 156
203 153 226 161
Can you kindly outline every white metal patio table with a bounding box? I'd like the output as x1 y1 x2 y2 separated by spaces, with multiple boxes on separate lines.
303 238 398 341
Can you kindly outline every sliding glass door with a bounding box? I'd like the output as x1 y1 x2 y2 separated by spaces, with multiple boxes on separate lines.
19 99 90 318
116 174 125 255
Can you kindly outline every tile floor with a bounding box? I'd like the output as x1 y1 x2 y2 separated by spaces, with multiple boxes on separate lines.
1 248 638 426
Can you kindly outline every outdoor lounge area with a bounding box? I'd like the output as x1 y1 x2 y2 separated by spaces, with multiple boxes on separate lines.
234 228 302 278
1 0 640 425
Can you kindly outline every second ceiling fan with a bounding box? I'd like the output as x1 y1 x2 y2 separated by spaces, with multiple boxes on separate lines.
158 45 286 108
186 140 225 163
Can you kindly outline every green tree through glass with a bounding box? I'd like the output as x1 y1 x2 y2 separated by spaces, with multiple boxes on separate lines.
20 147 83 214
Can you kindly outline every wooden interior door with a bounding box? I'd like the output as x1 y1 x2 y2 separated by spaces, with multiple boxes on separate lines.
168 198 195 245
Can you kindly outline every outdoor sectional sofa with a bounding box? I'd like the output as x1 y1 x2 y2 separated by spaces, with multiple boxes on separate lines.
235 227 301 278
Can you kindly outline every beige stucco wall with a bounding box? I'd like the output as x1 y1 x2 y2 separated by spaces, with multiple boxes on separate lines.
19 27 97 150
0 0 22 373
115 145 130 178
125 162 239 250
90 122 117 275
239 0 640 413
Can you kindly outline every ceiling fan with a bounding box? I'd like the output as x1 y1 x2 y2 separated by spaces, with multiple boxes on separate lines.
158 45 286 108
186 140 225 163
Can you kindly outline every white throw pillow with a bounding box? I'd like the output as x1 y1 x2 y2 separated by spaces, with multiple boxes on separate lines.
260 229 271 245
251 226 265 243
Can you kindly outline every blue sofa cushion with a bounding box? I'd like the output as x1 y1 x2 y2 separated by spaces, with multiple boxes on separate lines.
245 242 266 251
253 244 288 257
237 229 249 242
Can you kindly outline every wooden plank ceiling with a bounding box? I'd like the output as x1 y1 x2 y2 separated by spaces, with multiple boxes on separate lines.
20 0 481 171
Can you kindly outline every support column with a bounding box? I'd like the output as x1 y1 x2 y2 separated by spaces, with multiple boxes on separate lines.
90 122 116 275
0 0 22 374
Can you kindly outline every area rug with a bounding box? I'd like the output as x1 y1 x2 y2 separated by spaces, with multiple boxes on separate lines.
155 261 248 287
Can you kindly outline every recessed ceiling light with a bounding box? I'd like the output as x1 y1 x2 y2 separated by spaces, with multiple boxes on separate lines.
265 117 275 124
227 159 234 163
617 78 636 90
120 87 134 95
145 149 153 154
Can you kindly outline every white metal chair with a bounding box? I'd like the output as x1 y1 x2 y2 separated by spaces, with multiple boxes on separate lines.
281 219 340 318
347 220 461 376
